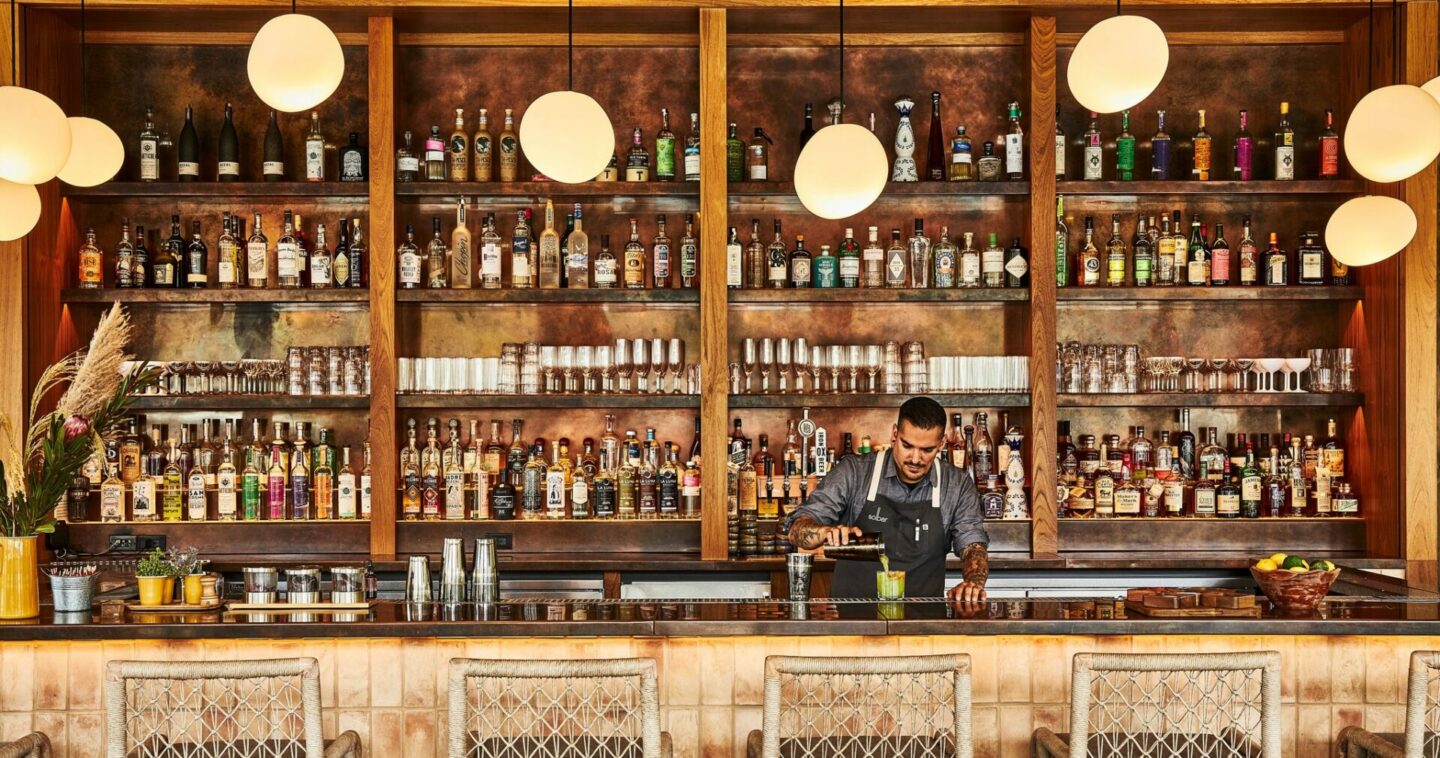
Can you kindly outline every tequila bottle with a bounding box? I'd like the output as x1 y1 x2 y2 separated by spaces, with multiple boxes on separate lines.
624 217 647 289
472 109 493 181
448 108 470 181
932 226 957 288
450 197 473 288
891 96 919 181
396 130 419 182
651 214 671 289
511 210 533 288
626 127 650 181
594 235 617 288
479 214 502 289
498 109 518 182
426 217 449 288
907 219 931 288
679 214 698 288
1083 112 1103 180
726 227 743 289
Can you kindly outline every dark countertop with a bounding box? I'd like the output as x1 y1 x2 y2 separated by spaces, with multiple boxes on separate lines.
4 596 1440 640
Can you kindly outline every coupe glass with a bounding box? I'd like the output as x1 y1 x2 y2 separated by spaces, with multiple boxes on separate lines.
1233 359 1254 392
1184 358 1207 393
1255 357 1285 392
1207 358 1229 393
741 338 757 394
1285 356 1311 392
220 360 242 394
193 360 214 395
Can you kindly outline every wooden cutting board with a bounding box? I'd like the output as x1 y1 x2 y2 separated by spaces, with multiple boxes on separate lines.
1125 600 1262 618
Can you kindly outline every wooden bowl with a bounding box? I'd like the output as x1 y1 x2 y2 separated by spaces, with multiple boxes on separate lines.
1250 567 1341 612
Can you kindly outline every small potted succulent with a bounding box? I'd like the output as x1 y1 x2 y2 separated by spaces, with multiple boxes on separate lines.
134 548 172 607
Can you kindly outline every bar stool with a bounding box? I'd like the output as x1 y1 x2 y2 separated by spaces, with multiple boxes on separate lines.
446 657 671 758
1337 650 1440 757
0 733 52 758
104 657 360 758
1032 651 1282 758
745 654 973 758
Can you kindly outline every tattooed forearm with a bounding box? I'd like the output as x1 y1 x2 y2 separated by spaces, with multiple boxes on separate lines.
788 516 828 550
960 543 989 586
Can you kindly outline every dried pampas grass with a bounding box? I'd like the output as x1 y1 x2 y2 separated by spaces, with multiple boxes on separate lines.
58 303 133 421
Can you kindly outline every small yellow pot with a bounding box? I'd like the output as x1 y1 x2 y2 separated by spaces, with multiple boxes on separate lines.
164 576 176 603
136 576 169 607
0 536 39 619
183 574 203 605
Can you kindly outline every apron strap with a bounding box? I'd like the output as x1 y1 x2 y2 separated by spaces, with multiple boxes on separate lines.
866 451 886 502
932 459 942 509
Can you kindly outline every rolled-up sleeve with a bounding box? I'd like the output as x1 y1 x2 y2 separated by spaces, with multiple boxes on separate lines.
782 454 863 532
947 469 989 554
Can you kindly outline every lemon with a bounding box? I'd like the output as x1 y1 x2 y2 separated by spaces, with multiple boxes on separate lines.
1254 559 1278 572
1269 552 1289 565
1282 556 1310 571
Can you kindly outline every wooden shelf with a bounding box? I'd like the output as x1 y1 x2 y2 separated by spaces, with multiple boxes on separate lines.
1058 392 1364 408
730 393 1029 408
395 181 698 199
396 288 697 304
65 182 369 199
1055 179 1364 196
64 520 372 557
1056 286 1363 302
1058 516 1366 555
728 180 1030 198
397 394 699 409
129 395 370 411
730 288 1028 303
63 288 371 304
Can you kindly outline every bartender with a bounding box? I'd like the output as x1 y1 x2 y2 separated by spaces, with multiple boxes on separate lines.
785 397 989 601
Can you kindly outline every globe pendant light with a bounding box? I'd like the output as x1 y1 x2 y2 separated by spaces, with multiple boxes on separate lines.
1067 3 1169 114
1346 0 1440 184
794 0 887 220
58 0 123 187
1326 195 1416 266
1424 74 1440 106
0 179 40 242
519 0 613 184
247 1 344 113
0 0 70 186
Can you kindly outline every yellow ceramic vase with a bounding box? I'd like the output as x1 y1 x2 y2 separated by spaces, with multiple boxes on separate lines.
0 536 40 619
137 576 169 607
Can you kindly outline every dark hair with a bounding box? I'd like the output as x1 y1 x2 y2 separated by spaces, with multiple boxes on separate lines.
897 396 947 432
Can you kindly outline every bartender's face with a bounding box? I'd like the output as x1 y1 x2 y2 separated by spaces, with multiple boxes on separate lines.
891 420 945 484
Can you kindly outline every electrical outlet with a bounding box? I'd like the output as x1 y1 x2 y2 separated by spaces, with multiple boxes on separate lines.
483 532 513 550
108 534 138 551
135 535 166 552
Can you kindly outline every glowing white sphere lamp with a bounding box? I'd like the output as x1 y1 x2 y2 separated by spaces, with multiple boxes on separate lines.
1325 195 1417 266
1345 84 1440 183
0 180 41 242
0 86 72 185
794 124 888 220
57 117 124 187
247 14 345 113
1423 75 1440 108
519 91 614 184
1067 15 1169 114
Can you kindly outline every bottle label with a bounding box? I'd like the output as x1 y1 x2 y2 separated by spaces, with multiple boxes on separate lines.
179 162 199 177
1268 255 1285 284
656 137 675 177
278 243 299 278
1234 137 1253 179
1004 134 1023 175
887 252 905 283
311 258 331 286
1005 253 1029 280
726 244 743 286
1054 136 1065 174
814 257 836 287
1188 259 1208 285
306 140 324 180
263 161 284 177
399 252 421 285
1152 139 1171 179
1194 488 1216 514
684 151 700 178
1334 495 1358 514
960 254 981 283
1321 139 1340 177
769 261 787 284
748 162 767 181
653 244 670 280
140 140 159 181
1275 145 1295 180
1084 147 1103 180
791 258 810 284
1163 482 1184 513
595 258 617 285
982 249 1003 276
1302 253 1323 281
342 151 364 181
132 480 155 519
1116 138 1135 175
154 263 174 286
839 257 860 282
1217 492 1239 515
1114 488 1141 514
512 252 531 280
1133 254 1151 283
399 157 420 173
218 259 236 284
360 473 372 518
218 161 240 177
1211 247 1230 281
1193 138 1212 178
481 242 501 277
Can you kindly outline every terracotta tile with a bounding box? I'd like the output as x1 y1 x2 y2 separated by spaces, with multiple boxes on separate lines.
1296 637 1331 703
732 638 766 707
996 642 1031 703
1333 705 1363 731
971 705 999 758
0 644 35 712
371 640 404 708
667 640 701 707
370 709 404 757
1031 704 1065 734
1280 704 1297 755
202 639 238 661
1028 637 1066 706
698 705 733 758
964 636 998 703
30 711 64 757
996 704 1032 758
402 639 437 708
0 713 33 742
67 711 103 758
65 642 102 711
433 640 467 706
665 707 699 758
1363 704 1406 733
335 640 370 708
335 709 370 748
1296 704 1330 758
1329 636 1365 703
732 705 762 758
1365 638 1401 703
699 640 735 707
403 709 436 758
31 644 66 712
1270 636 1297 703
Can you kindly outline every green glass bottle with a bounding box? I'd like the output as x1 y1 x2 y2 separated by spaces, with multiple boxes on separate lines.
726 123 744 182
1116 110 1136 181
813 243 838 288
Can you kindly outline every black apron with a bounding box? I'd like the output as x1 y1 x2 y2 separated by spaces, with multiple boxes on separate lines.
830 451 948 599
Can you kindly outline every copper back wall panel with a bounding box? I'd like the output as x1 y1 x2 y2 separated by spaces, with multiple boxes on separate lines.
125 306 369 361
1057 301 1343 356
398 303 698 357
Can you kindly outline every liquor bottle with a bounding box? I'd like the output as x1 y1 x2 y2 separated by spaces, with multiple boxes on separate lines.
725 227 743 289
333 218 351 288
836 227 861 288
1233 216 1258 286
498 109 519 182
115 221 135 289
309 224 331 288
335 447 357 520
472 109 493 181
569 452 592 519
1192 109 1213 181
147 219 174 288
544 445 568 519
1083 112 1103 180
1115 110 1135 181
1078 216 1100 286
396 224 421 289
1151 109 1171 180
1298 231 1327 285
216 213 239 289
558 212 574 288
594 235 617 288
652 214 671 289
78 228 103 289
1186 219 1209 286
972 413 995 481
1054 105 1066 180
743 219 763 289
1152 214 1174 286
885 228 907 288
679 213 698 288
1204 223 1229 286
1240 448 1262 518
1274 101 1296 181
1092 444 1115 518
475 214 500 289
305 111 325 181
1233 109 1253 180
166 216 187 287
443 439 465 520
766 219 788 289
1216 465 1241 518
926 91 946 181
1103 214 1126 287
747 128 773 181
624 127 651 182
976 141 1001 181
933 227 958 288
427 217 449 288
177 105 199 182
599 153 619 182
1131 217 1153 287
1055 196 1069 287
309 440 334 520
424 125 446 181
949 125 973 181
1331 238 1351 286
1265 233 1288 286
242 213 266 288
99 463 124 523
862 226 884 289
684 113 701 182
797 102 818 151
532 198 560 288
813 242 838 288
655 108 676 182
339 132 365 182
621 217 646 289
567 204 591 288
1004 237 1028 288
276 210 300 288
511 209 533 288
726 123 744 182
1320 108 1340 179
783 234 809 289
217 103 239 182
981 232 1004 288
139 106 162 182
162 441 183 521
396 130 419 182
1004 102 1024 179
447 108 470 181
591 454 616 519
908 219 931 289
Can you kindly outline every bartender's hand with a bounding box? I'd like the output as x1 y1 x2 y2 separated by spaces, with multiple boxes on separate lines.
948 581 987 604
789 517 861 553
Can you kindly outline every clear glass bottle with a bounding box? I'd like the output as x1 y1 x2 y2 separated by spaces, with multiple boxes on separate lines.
746 128 773 181
948 125 973 182
624 218 647 289
424 125 446 181
479 213 502 289
538 199 562 288
309 224 332 289
1105 214 1127 287
907 219 931 288
885 228 907 288
511 210 533 288
651 214 671 289
982 232 1004 288
958 231 980 288
976 141 1001 181
77 228 103 289
566 204 591 288
397 224 421 289
426 217 449 289
396 130 419 182
932 227 957 288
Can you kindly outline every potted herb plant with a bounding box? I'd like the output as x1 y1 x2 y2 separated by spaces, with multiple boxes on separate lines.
0 305 156 618
134 548 172 607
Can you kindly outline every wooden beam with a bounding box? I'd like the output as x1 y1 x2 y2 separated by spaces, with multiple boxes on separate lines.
1026 16 1058 559
698 7 729 561
368 15 398 558
0 0 23 440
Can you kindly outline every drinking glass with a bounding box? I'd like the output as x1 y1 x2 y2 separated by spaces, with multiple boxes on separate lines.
596 346 613 393
650 338 665 395
614 339 632 393
668 339 684 394
1255 358 1285 392
1234 359 1254 392
811 346 824 393
540 346 558 394
775 338 791 394
728 362 742 394
521 342 541 395
1207 358 1229 393
848 345 863 393
827 345 844 393
760 338 774 394
1308 348 1332 393
866 345 882 393
1184 358 1207 393
577 346 594 394
876 570 906 600
632 338 649 393
1335 347 1355 392
741 338 757 394
793 338 810 393
1285 356 1311 392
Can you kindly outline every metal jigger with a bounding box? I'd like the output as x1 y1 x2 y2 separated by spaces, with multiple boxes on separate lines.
472 537 500 602
405 555 432 603
440 538 467 605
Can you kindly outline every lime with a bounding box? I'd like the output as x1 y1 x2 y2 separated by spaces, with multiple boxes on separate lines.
1311 560 1336 572
1268 552 1288 565
1282 556 1310 571
1254 559 1278 572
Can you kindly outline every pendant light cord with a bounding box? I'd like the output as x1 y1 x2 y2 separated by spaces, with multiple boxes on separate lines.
9 0 16 85
1391 0 1398 87
1368 0 1374 91
567 0 574 91
837 0 844 120
80 0 86 114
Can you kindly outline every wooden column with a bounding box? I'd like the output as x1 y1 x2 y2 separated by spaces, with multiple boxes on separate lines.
368 15 398 558
699 7 729 560
0 2 22 435
1026 15 1058 558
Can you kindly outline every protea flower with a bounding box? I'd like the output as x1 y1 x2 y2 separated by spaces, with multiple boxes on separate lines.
63 414 90 441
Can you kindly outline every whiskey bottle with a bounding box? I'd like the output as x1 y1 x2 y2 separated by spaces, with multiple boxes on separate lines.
511 209 533 288
150 217 178 287
424 126 445 181
139 106 162 182
305 111 326 181
1274 101 1296 181
538 199 562 288
679 214 698 288
566 204 590 288
339 133 365 182
397 224 421 289
277 211 301 288
652 214 671 289
396 130 419 182
218 103 239 182
624 218 647 289
594 235 617 288
263 110 285 181
766 219 788 289
310 224 332 288
448 108 470 182
726 123 744 182
129 226 147 288
1192 109 1213 181
177 105 199 182
655 108 676 182
217 213 239 289
426 217 449 288
498 109 519 182
451 197 473 288
1216 466 1240 518
185 220 208 288
472 109 493 182
114 221 134 289
78 228 103 289
165 216 187 286
1078 216 1100 286
246 214 268 288
683 113 701 182
333 218 351 288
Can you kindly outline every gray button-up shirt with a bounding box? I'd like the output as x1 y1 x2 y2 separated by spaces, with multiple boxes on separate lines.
784 450 989 554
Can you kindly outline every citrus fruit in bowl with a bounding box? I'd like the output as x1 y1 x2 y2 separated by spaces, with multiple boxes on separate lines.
1250 554 1340 612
